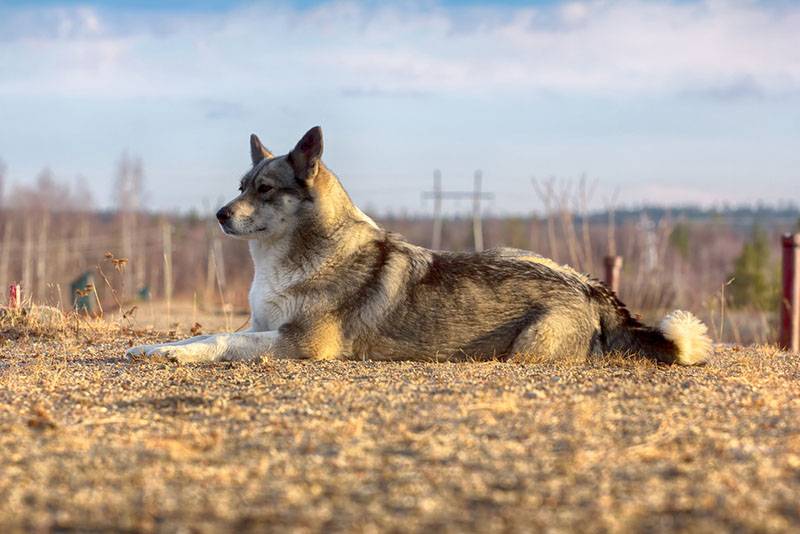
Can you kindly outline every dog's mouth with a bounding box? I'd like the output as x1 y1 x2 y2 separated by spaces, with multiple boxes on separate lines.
218 220 245 237
218 220 267 238
218 220 235 234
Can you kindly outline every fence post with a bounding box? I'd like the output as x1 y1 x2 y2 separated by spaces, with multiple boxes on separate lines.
780 233 800 353
162 221 173 321
8 283 21 309
604 255 623 294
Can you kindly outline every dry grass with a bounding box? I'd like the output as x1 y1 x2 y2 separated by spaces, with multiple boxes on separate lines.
1 313 799 532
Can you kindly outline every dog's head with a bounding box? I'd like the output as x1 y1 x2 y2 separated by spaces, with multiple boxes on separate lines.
216 126 327 241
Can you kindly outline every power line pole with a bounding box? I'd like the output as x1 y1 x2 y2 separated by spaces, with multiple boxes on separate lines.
431 170 442 250
422 170 494 252
472 170 484 252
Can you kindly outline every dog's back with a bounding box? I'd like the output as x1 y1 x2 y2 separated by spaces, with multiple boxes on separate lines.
339 240 592 361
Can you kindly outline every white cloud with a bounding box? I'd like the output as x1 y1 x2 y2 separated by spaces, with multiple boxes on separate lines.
1 1 798 213
1 1 799 99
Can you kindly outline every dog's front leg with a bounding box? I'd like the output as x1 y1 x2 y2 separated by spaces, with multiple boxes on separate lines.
126 335 214 359
130 331 280 363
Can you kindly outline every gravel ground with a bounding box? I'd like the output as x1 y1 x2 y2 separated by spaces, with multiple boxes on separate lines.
1 330 799 533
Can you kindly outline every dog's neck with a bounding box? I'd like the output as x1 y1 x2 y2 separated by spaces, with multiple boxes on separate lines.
249 204 381 290
249 164 382 293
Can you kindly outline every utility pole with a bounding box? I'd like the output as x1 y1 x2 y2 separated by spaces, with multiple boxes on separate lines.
431 170 442 250
422 170 494 252
472 170 484 252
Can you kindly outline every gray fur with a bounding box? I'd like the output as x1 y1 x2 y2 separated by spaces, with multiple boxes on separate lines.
128 127 708 365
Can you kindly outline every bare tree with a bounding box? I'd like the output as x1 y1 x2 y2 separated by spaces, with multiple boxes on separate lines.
9 168 90 212
574 174 598 275
73 175 94 209
0 159 6 288
532 177 560 262
113 152 145 213
113 152 146 300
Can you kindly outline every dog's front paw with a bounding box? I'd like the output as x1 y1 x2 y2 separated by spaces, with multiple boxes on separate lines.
125 343 185 362
126 344 158 360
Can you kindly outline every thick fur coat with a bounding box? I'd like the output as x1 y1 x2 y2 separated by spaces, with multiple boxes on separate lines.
127 127 711 365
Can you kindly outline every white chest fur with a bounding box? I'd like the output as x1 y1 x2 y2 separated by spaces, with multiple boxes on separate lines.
248 240 305 332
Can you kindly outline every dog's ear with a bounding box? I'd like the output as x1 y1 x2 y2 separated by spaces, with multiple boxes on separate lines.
250 134 273 166
288 126 323 183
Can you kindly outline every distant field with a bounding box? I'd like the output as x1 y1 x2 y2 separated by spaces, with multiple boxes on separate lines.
120 300 251 334
1 321 799 532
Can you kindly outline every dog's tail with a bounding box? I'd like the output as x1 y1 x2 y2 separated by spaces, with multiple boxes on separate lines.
593 283 711 365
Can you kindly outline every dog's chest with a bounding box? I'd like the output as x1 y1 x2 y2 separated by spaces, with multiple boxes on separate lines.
249 262 302 331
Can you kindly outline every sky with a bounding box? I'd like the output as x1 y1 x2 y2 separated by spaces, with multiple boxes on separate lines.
0 0 798 215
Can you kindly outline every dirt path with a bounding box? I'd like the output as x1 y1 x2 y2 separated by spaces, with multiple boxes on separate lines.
1 334 799 532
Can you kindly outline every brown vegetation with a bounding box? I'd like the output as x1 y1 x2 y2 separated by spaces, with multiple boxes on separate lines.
0 202 794 345
2 166 798 347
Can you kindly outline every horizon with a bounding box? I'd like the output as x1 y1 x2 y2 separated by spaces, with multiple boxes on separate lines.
1 0 798 215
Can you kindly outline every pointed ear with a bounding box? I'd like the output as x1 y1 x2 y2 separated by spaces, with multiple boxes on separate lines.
288 126 323 182
250 133 273 166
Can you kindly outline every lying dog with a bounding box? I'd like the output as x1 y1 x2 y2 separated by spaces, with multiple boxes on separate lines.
127 127 711 365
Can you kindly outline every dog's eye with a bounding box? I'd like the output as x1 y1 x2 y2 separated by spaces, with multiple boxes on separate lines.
258 184 273 195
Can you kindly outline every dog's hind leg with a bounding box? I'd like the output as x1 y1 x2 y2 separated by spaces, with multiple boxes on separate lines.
509 308 596 364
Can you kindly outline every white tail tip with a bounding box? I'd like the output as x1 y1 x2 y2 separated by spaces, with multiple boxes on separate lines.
659 310 712 366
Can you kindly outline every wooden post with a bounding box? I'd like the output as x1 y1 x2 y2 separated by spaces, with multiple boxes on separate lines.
120 211 133 299
780 233 800 353
205 236 216 306
22 218 32 300
604 255 623 294
431 170 442 250
0 220 12 290
36 213 50 302
135 218 146 294
56 232 68 310
213 237 226 290
8 283 20 309
162 221 173 320
204 202 216 307
472 170 484 252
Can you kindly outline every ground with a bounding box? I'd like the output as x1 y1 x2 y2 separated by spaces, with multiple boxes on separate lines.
1 320 799 532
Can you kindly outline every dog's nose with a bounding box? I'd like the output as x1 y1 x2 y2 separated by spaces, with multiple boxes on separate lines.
216 207 231 223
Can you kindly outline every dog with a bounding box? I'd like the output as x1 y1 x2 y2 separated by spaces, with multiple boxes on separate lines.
126 126 711 365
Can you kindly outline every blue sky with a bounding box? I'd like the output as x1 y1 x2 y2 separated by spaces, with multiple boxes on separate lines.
0 0 798 214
